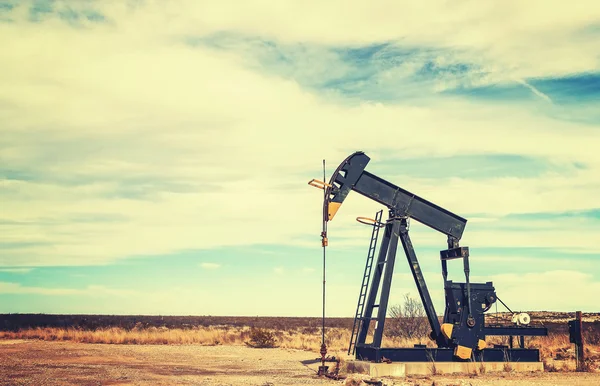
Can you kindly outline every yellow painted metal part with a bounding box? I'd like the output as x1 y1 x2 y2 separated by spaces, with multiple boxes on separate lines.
477 339 487 351
454 345 472 360
356 216 384 227
308 179 332 190
328 202 341 221
441 323 454 340
356 216 377 225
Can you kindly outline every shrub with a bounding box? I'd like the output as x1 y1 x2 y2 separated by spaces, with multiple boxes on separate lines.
246 328 277 348
387 293 430 340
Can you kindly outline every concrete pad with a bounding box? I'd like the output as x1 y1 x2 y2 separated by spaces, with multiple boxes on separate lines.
346 360 405 377
346 360 543 377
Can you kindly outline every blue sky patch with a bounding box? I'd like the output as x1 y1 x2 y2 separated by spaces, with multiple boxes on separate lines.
503 209 600 221
29 0 53 21
529 73 600 104
441 83 541 102
195 34 484 103
27 0 105 23
0 1 15 11
194 33 600 112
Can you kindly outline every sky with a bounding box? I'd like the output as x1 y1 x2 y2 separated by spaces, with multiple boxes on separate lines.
1 0 599 318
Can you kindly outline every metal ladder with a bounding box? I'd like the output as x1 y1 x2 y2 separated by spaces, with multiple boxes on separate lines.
347 209 384 355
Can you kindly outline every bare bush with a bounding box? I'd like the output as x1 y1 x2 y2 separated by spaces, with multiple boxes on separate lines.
246 327 277 348
387 293 430 340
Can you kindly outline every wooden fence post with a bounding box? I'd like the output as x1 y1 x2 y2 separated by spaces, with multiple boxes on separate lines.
576 311 585 371
570 311 585 371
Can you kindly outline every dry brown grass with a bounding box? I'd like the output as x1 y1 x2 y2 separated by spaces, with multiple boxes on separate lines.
485 334 573 360
2 326 598 372
0 326 432 352
485 333 600 372
272 327 434 352
0 326 250 346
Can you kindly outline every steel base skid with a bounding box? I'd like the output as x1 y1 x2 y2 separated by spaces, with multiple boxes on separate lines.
355 346 541 363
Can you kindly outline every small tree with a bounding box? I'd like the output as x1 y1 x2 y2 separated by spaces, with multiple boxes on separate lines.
387 293 430 340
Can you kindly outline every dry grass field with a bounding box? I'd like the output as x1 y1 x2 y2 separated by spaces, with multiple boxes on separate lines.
1 312 599 385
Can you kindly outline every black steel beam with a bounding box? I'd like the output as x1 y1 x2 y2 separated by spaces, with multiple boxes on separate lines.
371 219 401 347
355 346 541 363
398 218 443 345
356 220 393 347
440 247 469 260
353 171 467 240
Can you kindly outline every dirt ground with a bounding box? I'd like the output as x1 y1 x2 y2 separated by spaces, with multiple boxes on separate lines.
1 340 599 386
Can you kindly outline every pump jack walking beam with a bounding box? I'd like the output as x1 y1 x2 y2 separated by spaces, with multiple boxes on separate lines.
323 152 467 240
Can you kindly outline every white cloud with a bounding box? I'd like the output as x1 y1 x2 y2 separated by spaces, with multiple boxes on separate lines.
328 269 600 318
274 267 285 275
199 263 221 270
471 270 600 312
0 282 83 295
0 268 33 274
0 282 138 296
73 1 600 81
86 285 140 297
0 1 598 271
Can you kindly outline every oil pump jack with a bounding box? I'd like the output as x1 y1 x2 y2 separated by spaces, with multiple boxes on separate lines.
309 151 547 363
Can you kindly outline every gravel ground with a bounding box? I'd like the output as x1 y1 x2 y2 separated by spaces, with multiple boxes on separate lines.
1 340 599 385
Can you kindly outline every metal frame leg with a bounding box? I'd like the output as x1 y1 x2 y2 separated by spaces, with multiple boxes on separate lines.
356 220 393 348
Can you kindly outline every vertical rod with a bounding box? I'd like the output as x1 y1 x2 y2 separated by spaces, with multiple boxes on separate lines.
322 159 326 349
463 255 474 325
319 159 328 374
